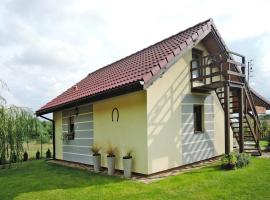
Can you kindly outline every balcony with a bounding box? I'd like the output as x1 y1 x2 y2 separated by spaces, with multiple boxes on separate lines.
190 51 246 93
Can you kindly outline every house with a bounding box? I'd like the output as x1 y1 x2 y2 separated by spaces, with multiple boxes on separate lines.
36 19 270 175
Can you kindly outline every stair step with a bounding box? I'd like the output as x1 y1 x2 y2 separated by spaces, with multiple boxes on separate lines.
244 143 256 146
244 135 253 138
244 148 259 151
216 91 224 95
221 101 239 105
219 96 238 100
230 117 239 119
231 121 248 124
230 107 240 110
244 150 261 156
232 126 249 128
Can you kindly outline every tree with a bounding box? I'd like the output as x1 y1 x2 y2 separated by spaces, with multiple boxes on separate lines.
0 80 37 167
261 120 269 139
0 105 36 166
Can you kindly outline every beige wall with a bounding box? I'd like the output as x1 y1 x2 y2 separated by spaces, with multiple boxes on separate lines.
93 91 148 174
146 42 233 174
53 111 63 160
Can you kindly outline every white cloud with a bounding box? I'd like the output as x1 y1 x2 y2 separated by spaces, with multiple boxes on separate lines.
0 0 270 111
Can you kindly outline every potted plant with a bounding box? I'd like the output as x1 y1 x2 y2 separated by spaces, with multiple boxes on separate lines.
221 153 237 170
106 144 116 175
123 150 133 178
90 144 101 172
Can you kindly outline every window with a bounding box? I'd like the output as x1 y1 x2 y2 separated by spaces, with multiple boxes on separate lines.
68 116 75 140
194 105 204 133
191 48 203 79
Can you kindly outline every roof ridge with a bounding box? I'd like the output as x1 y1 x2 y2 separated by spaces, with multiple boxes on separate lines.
88 18 213 77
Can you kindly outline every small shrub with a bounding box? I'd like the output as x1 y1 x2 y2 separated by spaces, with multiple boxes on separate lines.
36 150 40 160
221 153 237 170
236 153 251 168
90 144 101 156
221 153 251 170
46 149 51 159
23 151 28 161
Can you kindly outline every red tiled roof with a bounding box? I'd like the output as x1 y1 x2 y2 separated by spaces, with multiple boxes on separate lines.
251 89 270 109
37 19 214 115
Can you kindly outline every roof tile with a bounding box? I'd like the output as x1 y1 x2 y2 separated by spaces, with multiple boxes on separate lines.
37 19 212 114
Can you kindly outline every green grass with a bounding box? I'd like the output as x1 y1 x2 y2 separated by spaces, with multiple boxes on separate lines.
260 140 268 150
23 140 53 159
1 158 270 200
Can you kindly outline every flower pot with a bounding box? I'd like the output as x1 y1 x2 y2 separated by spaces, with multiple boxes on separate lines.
93 154 101 172
222 163 235 170
107 156 115 175
123 157 132 178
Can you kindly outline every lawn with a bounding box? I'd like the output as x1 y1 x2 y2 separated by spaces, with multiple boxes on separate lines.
260 140 268 150
1 158 270 200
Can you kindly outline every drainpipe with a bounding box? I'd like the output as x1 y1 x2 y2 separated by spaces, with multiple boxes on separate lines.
38 115 56 160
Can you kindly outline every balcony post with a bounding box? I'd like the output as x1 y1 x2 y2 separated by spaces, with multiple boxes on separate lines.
224 82 231 154
239 87 244 153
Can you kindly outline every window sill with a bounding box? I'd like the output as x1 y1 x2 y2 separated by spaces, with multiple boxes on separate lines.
194 131 205 134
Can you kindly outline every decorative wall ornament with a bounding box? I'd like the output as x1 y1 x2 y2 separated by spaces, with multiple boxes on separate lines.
112 107 119 122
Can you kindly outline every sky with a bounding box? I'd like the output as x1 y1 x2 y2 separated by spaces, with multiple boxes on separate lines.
0 0 270 112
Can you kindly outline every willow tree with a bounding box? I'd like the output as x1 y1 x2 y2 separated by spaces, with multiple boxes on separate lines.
0 80 36 167
0 106 36 166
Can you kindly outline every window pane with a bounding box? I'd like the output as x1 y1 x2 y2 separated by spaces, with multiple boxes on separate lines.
194 105 203 132
192 49 203 79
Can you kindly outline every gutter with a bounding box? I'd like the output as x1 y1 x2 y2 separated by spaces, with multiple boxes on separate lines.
38 115 56 160
36 81 143 116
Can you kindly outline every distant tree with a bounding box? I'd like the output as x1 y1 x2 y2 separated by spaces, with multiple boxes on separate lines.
33 119 52 143
262 120 268 132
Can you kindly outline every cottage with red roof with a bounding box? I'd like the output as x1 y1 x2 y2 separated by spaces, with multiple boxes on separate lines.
36 19 270 175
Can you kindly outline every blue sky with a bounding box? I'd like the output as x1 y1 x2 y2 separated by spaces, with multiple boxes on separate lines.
0 0 270 111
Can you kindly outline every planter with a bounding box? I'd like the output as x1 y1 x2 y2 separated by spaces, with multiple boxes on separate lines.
222 163 236 170
93 154 101 172
107 156 115 175
123 157 132 178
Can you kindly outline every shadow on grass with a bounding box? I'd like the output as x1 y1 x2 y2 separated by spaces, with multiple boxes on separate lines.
178 163 223 176
0 160 124 200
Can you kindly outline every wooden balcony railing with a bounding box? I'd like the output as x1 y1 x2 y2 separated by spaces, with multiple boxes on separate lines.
190 51 246 90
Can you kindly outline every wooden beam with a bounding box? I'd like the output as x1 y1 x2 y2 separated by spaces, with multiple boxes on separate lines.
191 72 222 81
224 82 231 154
226 70 246 78
239 87 244 153
226 59 245 67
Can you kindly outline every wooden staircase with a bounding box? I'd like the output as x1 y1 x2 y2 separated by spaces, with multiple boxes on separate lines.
215 86 261 155
191 51 262 155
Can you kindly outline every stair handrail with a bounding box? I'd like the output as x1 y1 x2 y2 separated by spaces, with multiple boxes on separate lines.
245 114 259 141
244 84 262 137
